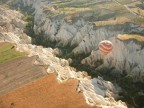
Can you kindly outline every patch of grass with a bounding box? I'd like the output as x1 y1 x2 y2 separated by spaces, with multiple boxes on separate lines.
117 34 144 42
117 0 132 4
137 3 144 9
0 43 24 64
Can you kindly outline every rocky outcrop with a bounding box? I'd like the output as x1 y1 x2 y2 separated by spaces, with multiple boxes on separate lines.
0 4 127 108
24 0 144 84
82 37 144 82
15 43 127 108
0 5 30 43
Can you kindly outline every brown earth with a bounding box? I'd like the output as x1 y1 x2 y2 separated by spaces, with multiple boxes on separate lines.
0 42 7 46
0 56 47 96
0 42 93 108
0 73 93 108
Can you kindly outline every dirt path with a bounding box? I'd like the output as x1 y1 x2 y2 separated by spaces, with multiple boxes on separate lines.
0 73 93 108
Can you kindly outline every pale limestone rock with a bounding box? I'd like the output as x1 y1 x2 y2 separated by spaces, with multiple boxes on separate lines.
11 19 25 29
53 48 62 56
15 42 127 108
67 58 72 64
0 26 4 32
82 37 144 82
0 22 13 32
0 2 128 107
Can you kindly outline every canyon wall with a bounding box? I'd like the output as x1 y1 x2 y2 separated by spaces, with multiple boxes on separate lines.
15 0 144 82
0 4 127 108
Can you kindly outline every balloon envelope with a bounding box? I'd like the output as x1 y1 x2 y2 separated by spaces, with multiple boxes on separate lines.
99 40 113 55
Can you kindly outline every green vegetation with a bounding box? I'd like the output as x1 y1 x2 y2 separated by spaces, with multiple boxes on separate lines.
0 43 24 64
116 0 132 4
24 14 35 37
49 0 144 26
117 34 144 42
136 3 144 9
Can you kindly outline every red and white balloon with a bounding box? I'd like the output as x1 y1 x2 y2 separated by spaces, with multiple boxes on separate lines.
98 40 113 55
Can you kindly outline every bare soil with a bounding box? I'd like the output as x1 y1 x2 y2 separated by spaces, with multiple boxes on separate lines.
0 56 47 96
0 73 93 108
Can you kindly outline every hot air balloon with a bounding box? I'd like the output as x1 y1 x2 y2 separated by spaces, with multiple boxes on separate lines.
98 40 113 55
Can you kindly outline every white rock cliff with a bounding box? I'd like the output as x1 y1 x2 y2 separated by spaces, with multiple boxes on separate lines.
0 4 127 108
18 0 144 83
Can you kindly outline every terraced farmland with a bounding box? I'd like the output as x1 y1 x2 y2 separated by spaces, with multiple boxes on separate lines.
42 0 144 26
0 42 47 96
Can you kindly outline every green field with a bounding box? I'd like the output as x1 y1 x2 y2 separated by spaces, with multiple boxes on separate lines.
36 0 142 27
0 43 24 64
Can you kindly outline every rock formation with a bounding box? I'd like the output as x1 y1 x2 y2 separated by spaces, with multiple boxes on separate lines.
82 37 144 82
0 4 127 108
14 0 144 83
